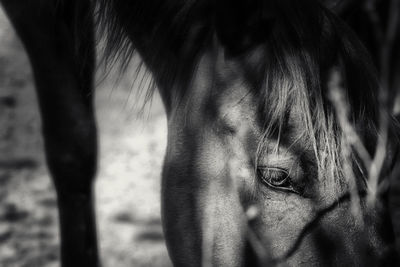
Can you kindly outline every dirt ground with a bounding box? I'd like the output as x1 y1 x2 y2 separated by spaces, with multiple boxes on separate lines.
0 7 171 267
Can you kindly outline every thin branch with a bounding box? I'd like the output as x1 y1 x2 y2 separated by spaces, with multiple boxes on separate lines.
280 191 367 261
328 72 372 168
364 0 384 45
367 0 399 203
328 70 369 221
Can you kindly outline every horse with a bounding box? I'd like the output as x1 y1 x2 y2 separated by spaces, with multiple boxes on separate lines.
1 0 399 266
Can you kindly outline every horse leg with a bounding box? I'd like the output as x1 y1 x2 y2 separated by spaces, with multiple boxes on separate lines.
1 1 99 266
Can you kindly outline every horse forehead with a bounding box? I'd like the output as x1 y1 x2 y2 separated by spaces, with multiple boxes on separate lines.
188 49 260 121
214 84 257 130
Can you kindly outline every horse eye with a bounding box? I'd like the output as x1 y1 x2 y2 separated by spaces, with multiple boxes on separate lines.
257 167 298 193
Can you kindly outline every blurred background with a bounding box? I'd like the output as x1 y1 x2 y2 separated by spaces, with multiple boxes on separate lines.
0 7 171 267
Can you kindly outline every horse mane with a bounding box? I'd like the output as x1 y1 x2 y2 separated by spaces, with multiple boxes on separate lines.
253 1 383 193
94 0 395 193
94 0 211 103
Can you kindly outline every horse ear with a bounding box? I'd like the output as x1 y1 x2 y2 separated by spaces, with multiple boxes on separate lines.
215 0 274 55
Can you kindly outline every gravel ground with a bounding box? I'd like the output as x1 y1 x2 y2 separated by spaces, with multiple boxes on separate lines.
0 7 171 267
